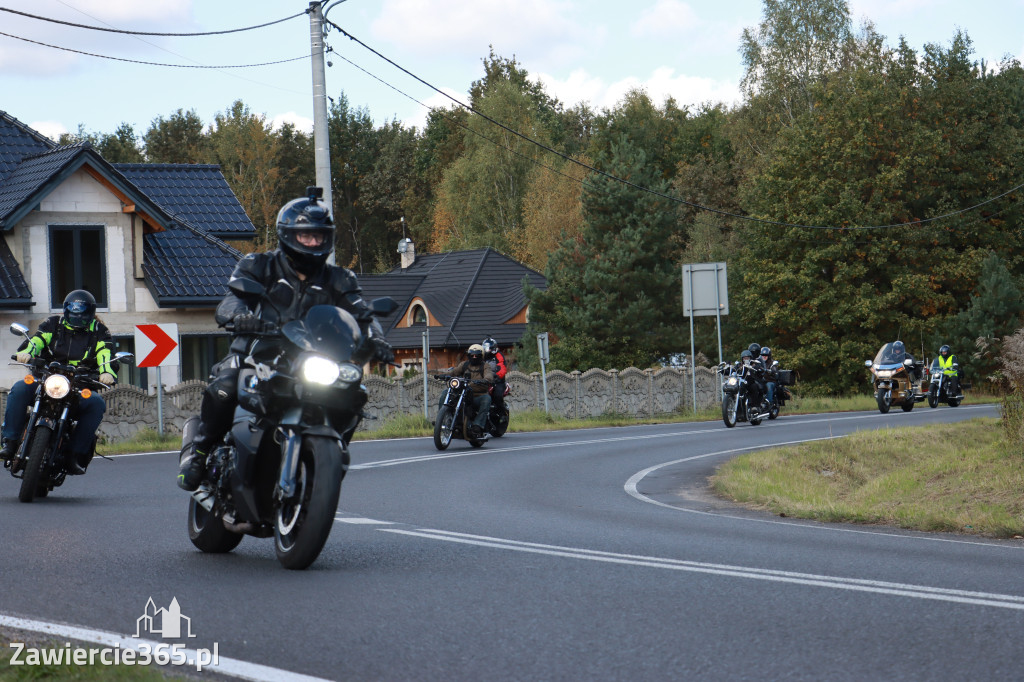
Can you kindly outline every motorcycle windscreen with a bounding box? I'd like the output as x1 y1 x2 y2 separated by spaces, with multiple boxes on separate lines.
281 304 363 362
873 342 907 367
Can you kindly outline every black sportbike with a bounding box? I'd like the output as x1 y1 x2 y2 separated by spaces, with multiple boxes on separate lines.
432 375 505 449
6 323 132 503
184 277 397 570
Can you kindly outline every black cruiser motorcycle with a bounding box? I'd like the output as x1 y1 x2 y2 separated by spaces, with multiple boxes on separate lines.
6 323 132 503
432 375 502 449
718 359 771 427
927 358 964 408
184 278 397 570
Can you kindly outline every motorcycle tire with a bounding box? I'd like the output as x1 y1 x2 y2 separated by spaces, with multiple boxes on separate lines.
901 400 914 412
18 425 51 503
876 392 891 414
948 398 961 407
434 406 455 450
722 395 738 428
490 407 509 438
188 497 243 554
768 403 780 420
274 438 344 570
928 388 938 409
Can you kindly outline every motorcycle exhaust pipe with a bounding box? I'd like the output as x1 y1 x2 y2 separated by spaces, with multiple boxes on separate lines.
223 518 254 534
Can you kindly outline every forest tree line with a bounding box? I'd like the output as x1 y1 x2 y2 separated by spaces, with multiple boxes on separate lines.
62 0 1024 394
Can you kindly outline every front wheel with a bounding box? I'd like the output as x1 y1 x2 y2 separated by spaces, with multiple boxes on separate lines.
722 395 737 428
18 425 52 503
928 386 938 408
876 390 891 414
433 406 455 450
274 439 344 570
188 498 243 553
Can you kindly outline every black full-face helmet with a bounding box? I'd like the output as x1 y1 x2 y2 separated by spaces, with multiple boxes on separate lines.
748 343 762 357
893 340 905 354
939 345 951 358
62 290 96 330
276 186 335 275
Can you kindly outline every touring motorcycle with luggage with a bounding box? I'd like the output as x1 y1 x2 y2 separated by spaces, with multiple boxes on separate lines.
865 342 927 413
6 323 132 503
432 374 507 449
184 277 397 570
718 356 771 427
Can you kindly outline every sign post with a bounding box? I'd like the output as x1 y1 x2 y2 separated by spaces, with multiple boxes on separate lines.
682 263 729 413
537 332 550 414
135 324 180 437
422 329 430 420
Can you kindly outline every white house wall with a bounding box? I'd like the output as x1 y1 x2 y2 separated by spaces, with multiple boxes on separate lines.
0 168 226 392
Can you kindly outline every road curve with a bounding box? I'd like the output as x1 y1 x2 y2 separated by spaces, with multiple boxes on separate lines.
0 404 1019 681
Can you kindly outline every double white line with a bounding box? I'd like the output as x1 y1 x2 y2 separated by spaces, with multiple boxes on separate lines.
376 526 1024 611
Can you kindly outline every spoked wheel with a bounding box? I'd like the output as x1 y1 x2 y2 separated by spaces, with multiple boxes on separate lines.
433 406 455 450
928 387 939 408
18 426 51 503
490 407 509 437
188 497 243 553
876 390 891 414
768 402 780 420
274 439 343 570
722 395 738 428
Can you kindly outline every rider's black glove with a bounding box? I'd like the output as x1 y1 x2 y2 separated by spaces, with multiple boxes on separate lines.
233 314 275 334
371 337 394 364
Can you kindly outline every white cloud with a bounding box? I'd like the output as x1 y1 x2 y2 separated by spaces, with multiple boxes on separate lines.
539 66 740 113
29 120 69 142
630 0 701 39
270 111 313 134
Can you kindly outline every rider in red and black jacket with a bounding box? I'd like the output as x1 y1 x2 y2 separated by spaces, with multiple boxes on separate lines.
482 337 507 412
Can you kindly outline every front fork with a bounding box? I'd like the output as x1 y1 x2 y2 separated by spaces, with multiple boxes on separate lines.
278 429 301 499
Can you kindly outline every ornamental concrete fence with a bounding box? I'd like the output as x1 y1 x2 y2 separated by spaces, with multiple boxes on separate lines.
0 367 721 443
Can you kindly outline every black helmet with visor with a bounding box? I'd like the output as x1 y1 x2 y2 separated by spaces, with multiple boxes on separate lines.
62 290 96 330
276 186 335 275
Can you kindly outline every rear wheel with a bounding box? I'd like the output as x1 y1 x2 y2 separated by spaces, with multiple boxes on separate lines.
901 400 915 412
433 406 454 450
722 395 737 428
490 407 509 437
274 439 344 570
18 426 51 503
188 498 243 553
876 390 891 414
948 398 961 407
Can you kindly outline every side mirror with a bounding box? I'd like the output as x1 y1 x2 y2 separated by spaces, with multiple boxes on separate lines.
371 297 399 316
903 358 913 367
864 360 873 367
114 351 134 365
228 277 266 298
771 360 779 368
10 323 28 338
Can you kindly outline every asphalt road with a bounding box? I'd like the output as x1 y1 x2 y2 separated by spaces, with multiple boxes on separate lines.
0 403 1019 681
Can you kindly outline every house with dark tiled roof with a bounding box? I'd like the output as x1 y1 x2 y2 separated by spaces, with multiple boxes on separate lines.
0 111 253 390
357 241 547 371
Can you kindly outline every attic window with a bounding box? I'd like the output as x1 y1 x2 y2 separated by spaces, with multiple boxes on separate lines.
49 225 107 309
410 304 428 326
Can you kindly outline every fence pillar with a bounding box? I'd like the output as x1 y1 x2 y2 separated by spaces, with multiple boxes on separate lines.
645 368 653 418
530 372 541 410
572 371 581 420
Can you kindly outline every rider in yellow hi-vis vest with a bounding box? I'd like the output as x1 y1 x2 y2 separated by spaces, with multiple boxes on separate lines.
937 345 959 395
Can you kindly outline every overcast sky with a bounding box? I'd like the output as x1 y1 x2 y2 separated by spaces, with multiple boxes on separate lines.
1 0 1021 141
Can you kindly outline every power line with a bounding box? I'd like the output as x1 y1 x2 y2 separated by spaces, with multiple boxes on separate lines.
0 6 305 36
0 30 309 69
327 20 1024 232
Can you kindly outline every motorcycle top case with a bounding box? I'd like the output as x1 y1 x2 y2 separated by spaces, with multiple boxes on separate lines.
776 370 796 386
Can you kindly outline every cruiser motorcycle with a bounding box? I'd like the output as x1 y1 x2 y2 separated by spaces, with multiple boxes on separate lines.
865 342 926 414
184 277 397 570
718 360 771 427
927 358 963 408
6 323 133 503
432 375 505 449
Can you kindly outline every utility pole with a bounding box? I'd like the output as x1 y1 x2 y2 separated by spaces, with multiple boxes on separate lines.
309 2 334 221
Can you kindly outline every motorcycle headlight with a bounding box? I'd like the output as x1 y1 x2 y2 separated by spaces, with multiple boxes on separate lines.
727 377 739 387
932 372 942 379
336 362 362 385
301 356 341 386
44 374 71 399
876 369 893 378
449 378 460 389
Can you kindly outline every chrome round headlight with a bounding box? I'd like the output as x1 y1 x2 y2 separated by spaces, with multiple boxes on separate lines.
44 374 71 399
727 377 739 386
449 378 460 389
301 356 341 386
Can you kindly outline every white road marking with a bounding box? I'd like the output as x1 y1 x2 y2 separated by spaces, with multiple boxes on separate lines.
0 614 331 682
380 527 1024 611
334 516 393 525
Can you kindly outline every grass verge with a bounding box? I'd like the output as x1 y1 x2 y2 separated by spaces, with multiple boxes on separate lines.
710 417 1024 538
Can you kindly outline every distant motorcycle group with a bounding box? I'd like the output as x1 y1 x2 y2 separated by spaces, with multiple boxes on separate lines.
865 341 965 413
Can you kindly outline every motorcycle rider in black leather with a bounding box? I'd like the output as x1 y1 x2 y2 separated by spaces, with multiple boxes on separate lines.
177 187 394 491
740 348 767 409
